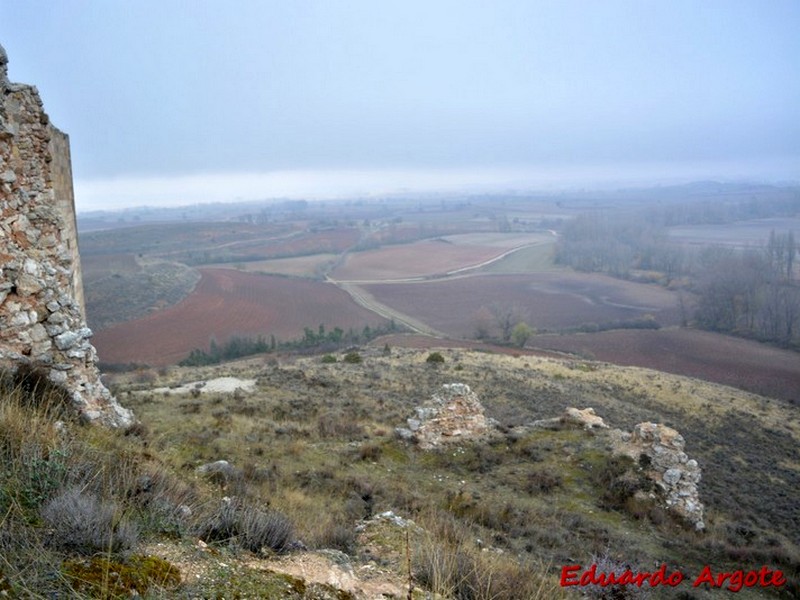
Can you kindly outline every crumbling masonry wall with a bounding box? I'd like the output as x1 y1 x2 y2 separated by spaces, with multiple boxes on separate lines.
0 44 132 427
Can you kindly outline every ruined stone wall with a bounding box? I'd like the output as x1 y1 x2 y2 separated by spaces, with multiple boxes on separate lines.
0 44 132 427
48 126 84 317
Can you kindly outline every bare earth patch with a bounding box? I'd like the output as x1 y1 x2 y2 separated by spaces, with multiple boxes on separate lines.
93 268 388 366
148 376 257 395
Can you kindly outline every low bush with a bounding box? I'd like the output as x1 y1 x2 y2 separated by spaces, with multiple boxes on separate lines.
194 498 294 554
40 486 138 554
343 351 362 364
414 536 565 599
524 468 563 494
426 352 445 364
580 550 653 599
0 364 71 418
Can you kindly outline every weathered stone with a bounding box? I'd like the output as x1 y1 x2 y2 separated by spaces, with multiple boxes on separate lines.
29 322 48 342
400 383 494 449
47 311 65 323
613 422 704 530
531 406 609 431
54 331 81 350
45 323 66 336
663 468 682 485
15 272 43 296
0 45 133 428
9 311 30 327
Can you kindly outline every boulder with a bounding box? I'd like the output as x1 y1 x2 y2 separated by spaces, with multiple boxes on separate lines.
396 383 494 449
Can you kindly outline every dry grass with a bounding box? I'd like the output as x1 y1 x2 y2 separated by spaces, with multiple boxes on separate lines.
3 346 798 597
113 348 799 597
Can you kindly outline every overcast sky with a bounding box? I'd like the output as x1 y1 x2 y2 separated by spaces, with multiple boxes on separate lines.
2 1 799 210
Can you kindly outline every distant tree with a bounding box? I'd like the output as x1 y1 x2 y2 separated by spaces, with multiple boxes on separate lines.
511 322 534 347
472 306 494 340
490 303 528 343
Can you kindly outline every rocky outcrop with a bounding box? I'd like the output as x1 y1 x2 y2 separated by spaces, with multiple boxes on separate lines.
613 422 705 530
514 403 704 530
0 44 133 427
396 383 494 449
531 406 609 431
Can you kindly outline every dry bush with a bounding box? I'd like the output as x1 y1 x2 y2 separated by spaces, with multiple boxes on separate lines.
0 364 71 418
413 534 565 600
238 504 294 553
524 468 563 494
0 384 73 517
580 550 653 599
40 486 138 554
311 518 358 554
343 351 362 364
317 411 365 439
193 498 294 554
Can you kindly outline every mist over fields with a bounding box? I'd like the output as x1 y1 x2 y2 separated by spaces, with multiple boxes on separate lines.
78 182 800 403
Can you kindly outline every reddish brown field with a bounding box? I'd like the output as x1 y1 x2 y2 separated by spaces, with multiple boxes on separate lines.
243 227 360 258
92 268 387 366
333 240 519 280
532 328 800 403
377 330 800 403
362 272 682 337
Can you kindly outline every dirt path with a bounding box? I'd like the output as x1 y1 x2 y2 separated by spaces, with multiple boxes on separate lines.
334 241 547 285
332 281 447 337
327 242 554 339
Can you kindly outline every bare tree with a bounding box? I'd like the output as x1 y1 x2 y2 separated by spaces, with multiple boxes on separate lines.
490 303 528 343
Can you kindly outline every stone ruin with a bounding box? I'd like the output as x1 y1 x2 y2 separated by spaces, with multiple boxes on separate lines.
612 422 705 530
0 44 133 427
531 406 610 431
397 386 704 530
395 383 494 449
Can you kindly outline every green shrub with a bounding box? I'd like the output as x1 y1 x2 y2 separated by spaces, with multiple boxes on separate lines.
343 351 362 364
321 354 337 363
426 352 445 364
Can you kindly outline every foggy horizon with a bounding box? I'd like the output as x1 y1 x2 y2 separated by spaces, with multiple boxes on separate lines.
2 1 798 212
73 159 800 214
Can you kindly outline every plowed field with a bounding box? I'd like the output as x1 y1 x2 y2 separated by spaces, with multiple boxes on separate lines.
333 234 547 281
532 328 800 403
362 272 682 337
92 268 388 366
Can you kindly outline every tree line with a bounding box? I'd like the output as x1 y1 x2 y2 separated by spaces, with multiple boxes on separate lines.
554 199 799 347
179 321 400 366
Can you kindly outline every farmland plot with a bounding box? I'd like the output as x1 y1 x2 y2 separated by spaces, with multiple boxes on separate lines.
361 272 682 338
332 233 548 281
204 253 338 278
668 217 800 248
532 328 800 403
92 268 388 366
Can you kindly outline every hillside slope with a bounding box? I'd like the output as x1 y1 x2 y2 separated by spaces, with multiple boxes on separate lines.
116 348 799 598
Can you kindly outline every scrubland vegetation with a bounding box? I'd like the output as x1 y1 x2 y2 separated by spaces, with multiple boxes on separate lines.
4 344 797 597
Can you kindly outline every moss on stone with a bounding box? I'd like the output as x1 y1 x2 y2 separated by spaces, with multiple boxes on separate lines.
63 554 180 597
